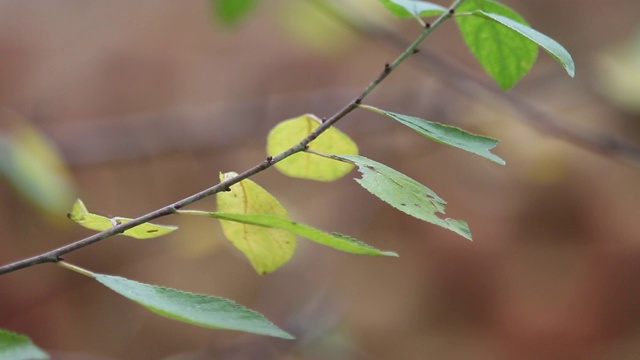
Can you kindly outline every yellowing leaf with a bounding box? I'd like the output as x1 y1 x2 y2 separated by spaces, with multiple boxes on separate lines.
216 172 296 274
267 114 358 181
67 199 177 239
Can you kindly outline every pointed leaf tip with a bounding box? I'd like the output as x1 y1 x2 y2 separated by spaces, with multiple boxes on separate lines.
365 107 505 165
475 11 575 78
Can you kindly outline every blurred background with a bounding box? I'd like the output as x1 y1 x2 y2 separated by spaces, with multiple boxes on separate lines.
1 0 639 359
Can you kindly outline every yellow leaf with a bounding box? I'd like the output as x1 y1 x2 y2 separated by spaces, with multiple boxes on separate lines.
216 172 296 274
67 199 177 239
267 114 358 181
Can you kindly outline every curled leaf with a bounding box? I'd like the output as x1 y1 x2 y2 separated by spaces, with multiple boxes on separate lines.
67 199 177 239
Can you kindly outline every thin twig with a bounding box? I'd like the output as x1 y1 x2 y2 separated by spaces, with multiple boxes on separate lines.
0 1 467 276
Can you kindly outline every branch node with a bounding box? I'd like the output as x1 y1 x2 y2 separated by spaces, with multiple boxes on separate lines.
266 156 274 164
354 98 362 105
384 63 391 73
448 9 455 15
425 22 431 29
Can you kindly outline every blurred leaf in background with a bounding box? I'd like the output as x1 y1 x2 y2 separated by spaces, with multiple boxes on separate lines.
0 110 76 219
276 0 358 54
595 29 640 115
210 0 259 27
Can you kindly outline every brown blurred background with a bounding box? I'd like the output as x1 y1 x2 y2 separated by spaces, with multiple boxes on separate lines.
1 1 639 359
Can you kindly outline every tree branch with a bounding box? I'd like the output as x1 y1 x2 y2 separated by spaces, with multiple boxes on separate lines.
0 1 467 276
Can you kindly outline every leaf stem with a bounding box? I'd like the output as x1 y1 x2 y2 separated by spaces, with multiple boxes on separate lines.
0 0 467 276
56 261 95 278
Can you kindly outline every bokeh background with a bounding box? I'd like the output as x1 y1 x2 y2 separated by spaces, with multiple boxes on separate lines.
1 1 639 359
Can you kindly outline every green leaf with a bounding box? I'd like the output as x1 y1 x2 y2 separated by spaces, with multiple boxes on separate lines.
267 114 358 182
455 0 538 90
216 173 296 274
207 212 398 257
0 328 49 360
94 274 293 339
378 0 446 19
211 0 258 26
328 155 471 240
473 11 575 78
362 106 505 165
67 199 177 239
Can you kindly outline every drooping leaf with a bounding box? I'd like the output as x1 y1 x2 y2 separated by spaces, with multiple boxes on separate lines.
0 328 49 360
94 274 293 339
328 155 471 240
216 172 296 274
455 0 538 90
473 11 575 78
378 0 446 20
267 114 358 182
207 212 397 257
67 199 177 239
362 106 505 164
211 0 258 26
0 120 75 216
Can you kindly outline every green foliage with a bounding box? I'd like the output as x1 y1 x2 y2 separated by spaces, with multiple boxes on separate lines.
378 0 446 21
267 114 358 181
380 0 574 89
94 274 293 339
68 199 177 239
361 105 505 164
216 172 297 274
211 0 258 26
455 0 538 90
327 154 472 240
1 0 578 352
206 212 398 257
0 328 49 360
471 11 575 78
